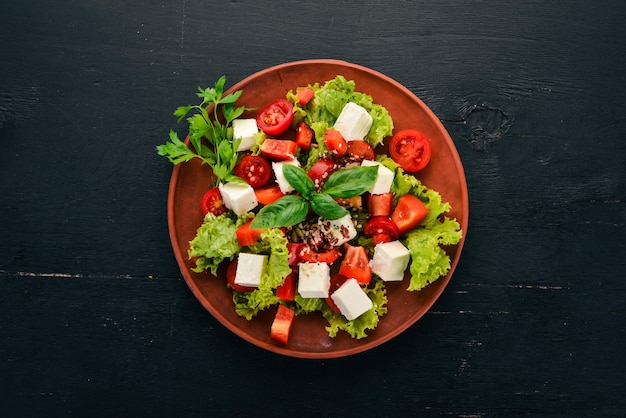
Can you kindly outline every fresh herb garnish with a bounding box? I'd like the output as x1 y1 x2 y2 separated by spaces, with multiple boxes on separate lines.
251 164 378 228
156 76 253 185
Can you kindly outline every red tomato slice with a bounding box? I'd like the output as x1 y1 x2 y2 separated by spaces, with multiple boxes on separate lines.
298 245 342 264
276 270 297 301
391 194 429 234
388 129 432 172
307 158 337 190
295 87 315 105
295 121 314 150
325 273 349 313
339 244 372 284
254 184 284 205
226 259 255 293
236 220 264 246
260 138 297 161
367 193 393 217
257 99 294 136
372 233 392 245
287 242 304 266
234 155 271 188
201 187 227 216
270 304 295 344
346 140 375 161
363 216 400 241
323 128 348 157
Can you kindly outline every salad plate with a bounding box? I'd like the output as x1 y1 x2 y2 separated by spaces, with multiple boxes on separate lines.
166 59 468 358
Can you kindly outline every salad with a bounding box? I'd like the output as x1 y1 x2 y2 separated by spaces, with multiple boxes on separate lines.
157 75 462 344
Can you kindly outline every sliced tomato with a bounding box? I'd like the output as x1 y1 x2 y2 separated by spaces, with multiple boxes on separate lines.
276 270 297 301
388 129 432 172
372 233 392 245
287 242 304 266
234 154 271 188
295 121 314 151
367 193 393 217
325 273 349 313
391 194 429 234
270 304 295 344
260 138 297 161
236 220 264 246
201 187 227 216
363 216 400 241
339 244 371 284
307 158 337 190
295 87 315 105
346 140 375 160
254 184 284 205
226 259 255 293
298 245 341 264
257 99 294 136
323 128 348 157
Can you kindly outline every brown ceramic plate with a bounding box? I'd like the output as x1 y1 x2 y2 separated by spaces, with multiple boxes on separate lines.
167 59 468 359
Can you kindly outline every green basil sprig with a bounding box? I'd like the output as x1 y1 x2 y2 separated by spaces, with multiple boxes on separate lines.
250 164 378 229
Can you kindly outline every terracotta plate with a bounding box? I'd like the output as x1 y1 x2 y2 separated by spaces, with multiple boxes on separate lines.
167 59 468 359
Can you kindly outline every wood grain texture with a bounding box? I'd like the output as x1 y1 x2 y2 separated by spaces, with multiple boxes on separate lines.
1 0 624 416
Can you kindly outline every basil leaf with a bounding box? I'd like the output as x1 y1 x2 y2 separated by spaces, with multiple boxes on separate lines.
310 193 348 220
250 195 308 228
283 164 315 198
321 165 378 198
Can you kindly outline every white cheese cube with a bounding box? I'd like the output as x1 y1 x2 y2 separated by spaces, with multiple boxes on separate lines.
234 253 267 288
333 102 373 141
331 278 373 320
232 119 259 151
370 240 410 282
361 160 394 194
218 182 258 216
317 214 357 247
298 262 331 298
272 159 301 194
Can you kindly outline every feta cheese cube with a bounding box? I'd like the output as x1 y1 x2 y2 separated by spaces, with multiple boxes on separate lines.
298 262 331 298
218 182 258 215
317 214 357 247
232 119 259 151
331 278 373 320
234 253 267 288
333 102 373 141
370 240 411 282
361 160 394 194
272 159 301 194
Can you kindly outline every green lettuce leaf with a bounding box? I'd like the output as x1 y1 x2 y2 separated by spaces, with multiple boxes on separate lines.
288 76 394 148
323 280 388 339
187 213 241 275
233 227 291 319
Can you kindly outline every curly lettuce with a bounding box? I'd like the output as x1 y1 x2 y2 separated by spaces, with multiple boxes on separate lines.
187 213 242 275
287 75 394 147
378 154 463 291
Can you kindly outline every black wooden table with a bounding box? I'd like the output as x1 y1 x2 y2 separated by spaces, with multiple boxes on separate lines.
2 1 624 416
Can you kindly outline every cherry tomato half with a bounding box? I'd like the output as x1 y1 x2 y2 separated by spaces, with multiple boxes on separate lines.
388 129 432 172
338 244 372 284
295 121 314 151
260 138 297 161
201 187 228 216
226 259 255 293
234 155 271 188
298 245 342 264
323 128 348 157
307 159 337 190
254 184 285 205
391 194 429 234
257 99 294 136
346 140 375 161
363 216 400 241
325 273 349 313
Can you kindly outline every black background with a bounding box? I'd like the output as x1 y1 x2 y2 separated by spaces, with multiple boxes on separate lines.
2 1 624 416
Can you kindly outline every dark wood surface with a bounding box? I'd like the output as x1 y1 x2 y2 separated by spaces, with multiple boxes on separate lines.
2 1 624 416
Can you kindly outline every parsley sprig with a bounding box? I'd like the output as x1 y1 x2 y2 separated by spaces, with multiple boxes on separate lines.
156 76 253 185
250 164 378 228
